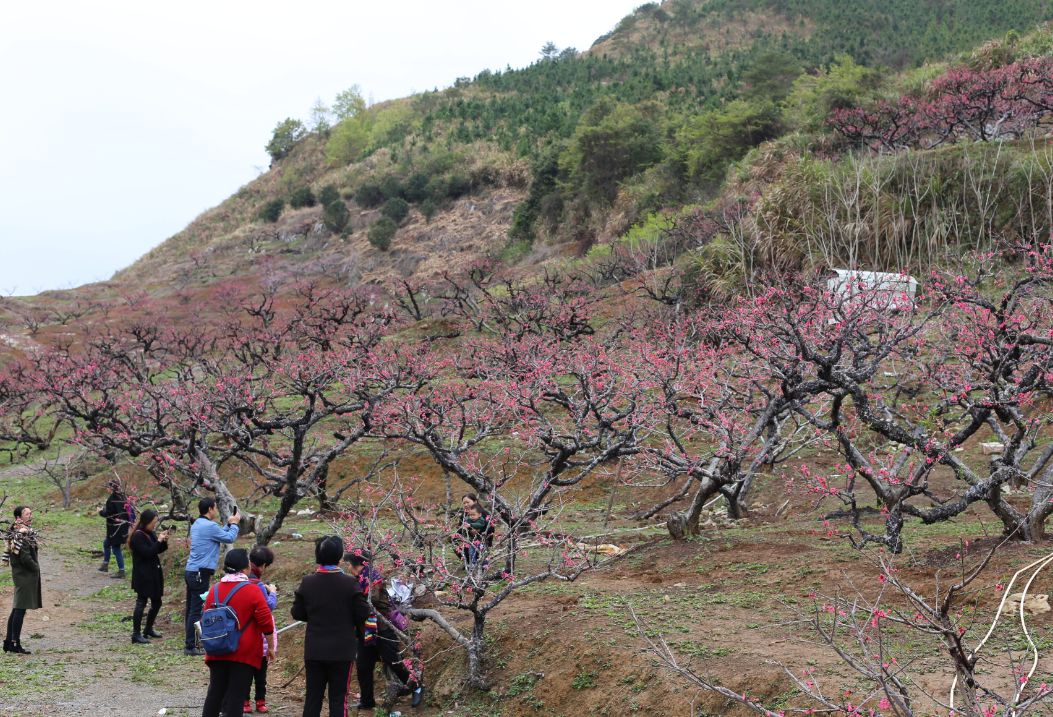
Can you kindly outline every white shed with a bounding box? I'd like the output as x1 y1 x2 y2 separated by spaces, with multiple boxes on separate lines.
826 269 918 312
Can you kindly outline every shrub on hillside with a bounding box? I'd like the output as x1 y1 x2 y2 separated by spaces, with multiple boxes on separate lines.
288 186 316 209
402 172 431 203
318 184 340 207
258 199 285 223
381 197 410 224
420 198 440 222
322 200 350 233
368 217 397 251
355 180 388 208
444 173 473 200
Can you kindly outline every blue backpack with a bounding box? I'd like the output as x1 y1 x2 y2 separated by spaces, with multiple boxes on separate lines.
200 582 249 656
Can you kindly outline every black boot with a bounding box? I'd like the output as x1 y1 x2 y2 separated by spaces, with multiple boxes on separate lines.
2 639 12 653
132 633 150 644
11 642 31 655
143 626 163 639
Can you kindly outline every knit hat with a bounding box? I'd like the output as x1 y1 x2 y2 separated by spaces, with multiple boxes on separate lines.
315 535 344 565
224 548 250 574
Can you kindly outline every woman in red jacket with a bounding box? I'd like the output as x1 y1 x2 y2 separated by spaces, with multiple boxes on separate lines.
201 549 277 717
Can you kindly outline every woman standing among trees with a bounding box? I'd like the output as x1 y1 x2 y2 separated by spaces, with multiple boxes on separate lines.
128 508 169 644
291 536 370 717
98 479 131 579
4 505 40 654
201 549 277 717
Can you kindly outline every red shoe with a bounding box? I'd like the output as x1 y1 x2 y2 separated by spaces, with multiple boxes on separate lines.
255 700 269 714
243 700 253 713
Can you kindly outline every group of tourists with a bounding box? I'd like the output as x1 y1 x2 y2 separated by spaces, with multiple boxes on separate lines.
184 499 424 717
1 488 502 716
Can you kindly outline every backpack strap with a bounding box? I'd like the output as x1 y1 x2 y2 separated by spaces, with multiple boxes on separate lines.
218 581 249 607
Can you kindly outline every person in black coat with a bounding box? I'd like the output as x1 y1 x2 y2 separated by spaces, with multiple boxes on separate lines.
128 508 169 644
291 535 370 717
98 479 131 578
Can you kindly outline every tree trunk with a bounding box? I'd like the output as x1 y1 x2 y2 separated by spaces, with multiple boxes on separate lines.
255 482 301 546
316 464 338 514
667 476 718 540
466 613 489 690
1020 462 1053 542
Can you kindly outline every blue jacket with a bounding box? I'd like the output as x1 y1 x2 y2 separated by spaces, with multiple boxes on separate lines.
185 517 239 572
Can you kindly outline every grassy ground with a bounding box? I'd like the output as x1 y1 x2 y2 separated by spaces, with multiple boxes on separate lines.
4 436 1053 716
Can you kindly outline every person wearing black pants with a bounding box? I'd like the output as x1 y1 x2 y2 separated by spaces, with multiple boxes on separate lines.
128 509 169 644
291 536 370 717
202 549 276 717
203 661 255 717
303 660 354 717
356 636 418 709
4 506 40 655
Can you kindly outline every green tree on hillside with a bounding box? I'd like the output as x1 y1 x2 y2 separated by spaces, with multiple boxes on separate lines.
675 99 781 183
333 85 367 121
740 51 803 101
266 118 306 162
561 99 663 205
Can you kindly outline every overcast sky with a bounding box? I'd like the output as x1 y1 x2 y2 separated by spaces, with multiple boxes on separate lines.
0 0 641 296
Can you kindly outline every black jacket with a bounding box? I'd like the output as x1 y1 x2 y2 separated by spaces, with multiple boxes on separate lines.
129 528 168 598
290 571 370 662
99 492 131 543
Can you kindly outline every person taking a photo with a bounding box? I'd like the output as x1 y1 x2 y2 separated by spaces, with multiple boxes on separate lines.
184 498 240 656
129 508 169 644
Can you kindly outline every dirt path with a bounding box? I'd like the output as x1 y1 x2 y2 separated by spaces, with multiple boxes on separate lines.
0 517 209 716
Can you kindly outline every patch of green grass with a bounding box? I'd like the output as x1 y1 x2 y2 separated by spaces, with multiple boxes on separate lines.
78 611 129 635
571 670 597 689
507 671 542 697
128 650 183 684
0 656 67 698
670 640 732 659
89 582 136 602
728 561 771 575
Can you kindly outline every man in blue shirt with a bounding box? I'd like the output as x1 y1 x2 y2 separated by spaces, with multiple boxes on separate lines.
183 497 240 655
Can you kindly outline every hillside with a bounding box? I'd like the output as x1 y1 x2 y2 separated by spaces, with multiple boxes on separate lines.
103 0 1053 298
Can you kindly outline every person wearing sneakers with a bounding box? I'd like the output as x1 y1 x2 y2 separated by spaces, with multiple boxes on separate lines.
98 479 132 579
184 497 240 656
291 536 370 717
128 508 169 644
242 545 277 714
201 549 276 717
4 506 40 655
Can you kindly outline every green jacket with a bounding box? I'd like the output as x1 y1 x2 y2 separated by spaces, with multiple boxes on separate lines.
10 536 42 610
